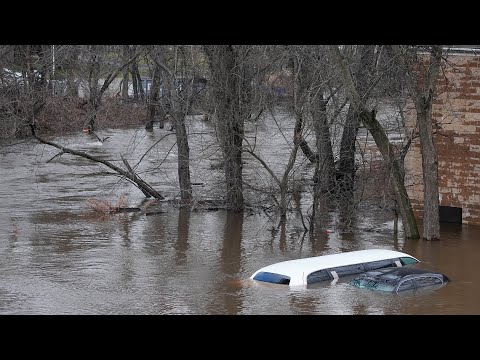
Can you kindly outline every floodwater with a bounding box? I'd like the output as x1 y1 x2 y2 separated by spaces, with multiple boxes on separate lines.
1 113 479 315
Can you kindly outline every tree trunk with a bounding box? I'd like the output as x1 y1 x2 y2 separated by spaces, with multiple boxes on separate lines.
129 49 144 102
204 45 246 211
146 62 162 131
122 46 130 101
418 107 440 240
131 66 139 101
418 46 442 241
331 45 420 239
151 45 192 202
174 111 192 201
337 105 360 196
65 46 79 97
312 95 335 199
121 73 129 101
136 65 145 101
391 45 442 240
360 110 419 239
223 112 245 211
275 106 303 222
310 96 335 230
292 48 336 229
337 45 376 203
86 50 100 130
299 138 318 163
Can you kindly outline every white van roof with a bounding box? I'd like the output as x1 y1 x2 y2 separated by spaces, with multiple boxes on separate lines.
250 249 419 287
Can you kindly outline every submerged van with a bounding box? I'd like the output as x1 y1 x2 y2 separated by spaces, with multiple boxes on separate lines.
249 249 419 287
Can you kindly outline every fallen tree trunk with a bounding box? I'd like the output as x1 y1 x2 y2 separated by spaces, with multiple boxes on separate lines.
29 124 164 200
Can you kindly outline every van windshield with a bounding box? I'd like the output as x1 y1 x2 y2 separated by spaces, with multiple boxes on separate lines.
349 278 395 292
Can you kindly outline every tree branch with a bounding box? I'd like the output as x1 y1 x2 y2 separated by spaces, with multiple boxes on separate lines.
29 124 164 199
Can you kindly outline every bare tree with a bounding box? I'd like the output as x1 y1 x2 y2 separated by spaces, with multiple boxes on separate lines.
0 44 441 240
204 45 254 211
336 45 378 202
248 46 350 232
0 45 51 138
80 45 139 131
145 58 163 131
150 45 192 202
131 47 145 102
390 45 443 240
287 46 337 230
121 45 130 101
52 45 82 98
330 45 420 239
29 124 164 199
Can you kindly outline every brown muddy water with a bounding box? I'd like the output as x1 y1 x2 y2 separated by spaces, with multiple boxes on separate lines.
1 113 479 315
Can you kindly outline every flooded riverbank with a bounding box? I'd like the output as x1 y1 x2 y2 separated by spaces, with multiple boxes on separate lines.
1 115 479 314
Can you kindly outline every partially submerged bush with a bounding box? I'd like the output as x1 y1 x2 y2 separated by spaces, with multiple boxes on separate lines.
86 194 127 216
35 97 147 136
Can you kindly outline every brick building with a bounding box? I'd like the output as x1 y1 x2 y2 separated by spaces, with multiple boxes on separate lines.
404 47 480 225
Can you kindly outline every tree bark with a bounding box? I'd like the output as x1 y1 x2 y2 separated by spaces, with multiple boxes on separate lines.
151 45 192 202
174 111 192 201
291 47 336 228
312 95 335 199
330 45 420 239
135 64 145 101
391 45 442 240
146 62 162 131
63 46 80 97
418 106 440 240
121 45 130 101
204 45 246 211
337 45 376 202
337 105 359 195
310 95 336 230
359 110 419 239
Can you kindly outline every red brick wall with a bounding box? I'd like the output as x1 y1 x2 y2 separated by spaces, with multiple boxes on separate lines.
405 53 480 225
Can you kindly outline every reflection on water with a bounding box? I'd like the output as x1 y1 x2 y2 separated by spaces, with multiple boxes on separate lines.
1 117 480 314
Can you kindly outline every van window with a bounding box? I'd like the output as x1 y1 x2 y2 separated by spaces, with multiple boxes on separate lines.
252 272 290 285
307 269 332 284
414 276 443 288
328 263 366 278
397 279 415 291
400 257 419 266
363 259 396 271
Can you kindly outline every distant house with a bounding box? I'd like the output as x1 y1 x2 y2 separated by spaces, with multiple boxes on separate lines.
129 78 152 97
404 47 480 225
77 77 123 99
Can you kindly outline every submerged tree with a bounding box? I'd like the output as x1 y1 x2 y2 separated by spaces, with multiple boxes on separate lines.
330 45 420 239
0 45 52 138
150 45 193 202
288 46 337 231
336 45 378 205
145 54 164 131
390 45 443 241
80 45 139 131
1 43 448 241
203 45 254 211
